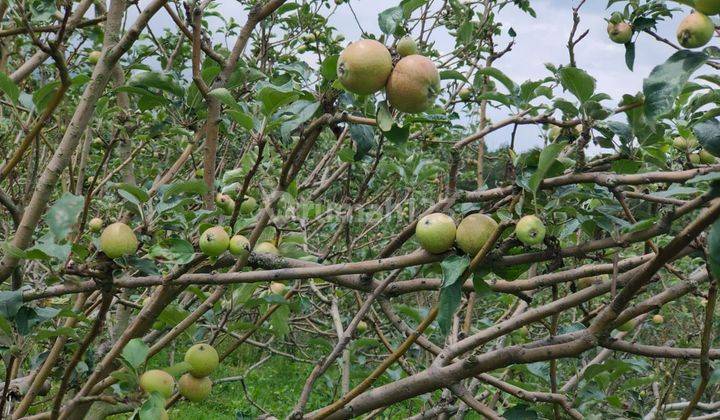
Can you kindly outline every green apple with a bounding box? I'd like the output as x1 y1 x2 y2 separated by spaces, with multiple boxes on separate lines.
215 193 235 216
254 241 279 255
269 282 286 294
677 12 715 48
184 343 219 377
228 234 250 257
87 50 102 64
455 213 498 256
695 0 720 15
396 36 418 57
139 369 175 398
178 373 212 402
415 213 456 254
357 320 368 333
88 217 104 233
699 149 716 164
337 39 392 95
515 215 546 246
100 222 138 258
240 196 258 215
199 226 230 257
607 22 632 44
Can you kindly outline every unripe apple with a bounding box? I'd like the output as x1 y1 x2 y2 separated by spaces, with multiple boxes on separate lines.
334 0 344 5
88 217 104 233
699 149 716 164
178 373 212 402
577 275 606 289
386 55 441 114
254 241 279 255
240 196 258 215
616 319 636 332
652 314 664 324
677 12 715 48
100 222 138 258
690 153 701 164
415 213 456 254
228 234 250 257
87 50 102 64
184 343 219 377
695 0 720 15
194 168 204 178
396 36 418 57
455 213 498 256
515 215 546 246
357 320 368 333
199 226 230 257
337 39 393 95
459 87 472 101
607 22 633 44
269 282 286 295
139 369 175 398
215 193 235 216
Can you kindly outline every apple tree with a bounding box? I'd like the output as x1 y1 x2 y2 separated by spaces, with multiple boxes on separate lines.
0 0 719 419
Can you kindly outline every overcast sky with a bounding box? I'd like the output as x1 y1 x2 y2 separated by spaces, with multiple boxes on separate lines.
138 0 693 151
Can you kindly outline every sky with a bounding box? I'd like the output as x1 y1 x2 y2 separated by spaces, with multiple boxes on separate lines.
135 0 696 152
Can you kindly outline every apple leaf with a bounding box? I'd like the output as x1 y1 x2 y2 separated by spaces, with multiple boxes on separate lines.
643 50 707 120
379 6 403 35
0 71 19 105
45 193 84 241
693 118 720 158
438 255 469 335
528 141 566 194
558 67 596 103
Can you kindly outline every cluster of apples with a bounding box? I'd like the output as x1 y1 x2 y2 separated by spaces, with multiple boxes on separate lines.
414 212 546 256
607 1 718 49
336 36 440 114
674 135 717 165
138 343 220 416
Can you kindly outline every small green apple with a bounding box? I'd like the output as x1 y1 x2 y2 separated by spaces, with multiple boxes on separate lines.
607 22 633 44
88 217 104 233
184 343 219 377
228 235 250 257
677 12 715 48
455 213 498 256
178 373 212 402
396 36 418 57
199 226 230 257
254 241 279 255
100 222 138 258
515 215 546 246
139 369 175 398
415 213 456 254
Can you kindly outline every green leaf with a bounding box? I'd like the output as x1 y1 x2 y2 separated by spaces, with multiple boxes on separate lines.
438 281 461 336
558 67 596 103
708 219 720 280
439 70 468 83
114 183 149 203
349 124 376 161
378 6 403 35
45 193 84 241
163 180 210 200
121 338 149 369
693 119 720 158
256 81 297 115
209 88 241 109
385 124 409 143
128 71 183 97
477 67 517 94
280 100 321 138
269 304 290 338
376 101 393 132
472 273 492 296
0 71 19 105
320 55 339 81
438 255 469 335
138 392 166 420
624 42 635 71
643 50 707 120
0 290 23 319
528 141 566 193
